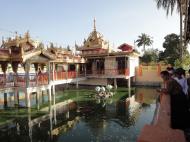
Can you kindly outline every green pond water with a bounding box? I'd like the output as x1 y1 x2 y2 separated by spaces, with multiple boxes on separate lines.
0 87 158 142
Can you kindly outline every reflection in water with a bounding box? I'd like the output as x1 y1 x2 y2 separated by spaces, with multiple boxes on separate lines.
0 87 158 142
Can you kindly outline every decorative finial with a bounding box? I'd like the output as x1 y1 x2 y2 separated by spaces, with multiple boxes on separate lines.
25 30 30 39
93 18 96 31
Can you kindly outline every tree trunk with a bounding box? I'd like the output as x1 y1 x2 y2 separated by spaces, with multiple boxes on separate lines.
143 44 145 51
180 4 183 60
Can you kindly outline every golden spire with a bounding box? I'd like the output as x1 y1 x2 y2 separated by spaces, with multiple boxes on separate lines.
93 18 96 31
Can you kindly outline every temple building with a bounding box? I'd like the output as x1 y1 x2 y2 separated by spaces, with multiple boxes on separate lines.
77 19 140 88
0 31 85 108
0 20 140 108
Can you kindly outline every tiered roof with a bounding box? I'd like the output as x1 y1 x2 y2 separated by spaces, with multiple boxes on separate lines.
0 32 85 63
78 19 109 51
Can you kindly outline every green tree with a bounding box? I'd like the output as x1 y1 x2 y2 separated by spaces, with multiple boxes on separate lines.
154 0 184 59
175 54 190 70
136 33 153 51
141 48 159 64
159 33 188 65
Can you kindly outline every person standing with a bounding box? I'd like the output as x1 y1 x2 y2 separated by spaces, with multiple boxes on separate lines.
159 70 190 129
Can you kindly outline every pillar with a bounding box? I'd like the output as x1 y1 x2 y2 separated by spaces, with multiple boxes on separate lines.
53 106 57 125
65 64 68 88
114 78 117 89
42 90 45 104
34 63 39 85
24 62 30 88
128 77 131 97
12 62 19 87
4 93 7 108
36 91 40 110
26 89 31 108
52 85 57 125
14 90 17 106
49 102 53 139
48 87 52 104
84 64 87 77
52 85 55 107
47 62 51 84
27 107 32 142
76 64 79 89
52 62 55 81
16 90 19 106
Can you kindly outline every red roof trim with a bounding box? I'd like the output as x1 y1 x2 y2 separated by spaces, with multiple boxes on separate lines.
118 43 133 52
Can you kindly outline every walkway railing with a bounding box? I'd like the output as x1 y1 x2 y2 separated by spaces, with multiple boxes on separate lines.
86 68 129 76
0 70 84 88
0 69 129 88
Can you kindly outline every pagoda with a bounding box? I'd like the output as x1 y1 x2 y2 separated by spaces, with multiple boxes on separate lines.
77 19 140 88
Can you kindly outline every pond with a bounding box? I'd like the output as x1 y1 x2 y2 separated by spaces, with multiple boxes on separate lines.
0 87 158 142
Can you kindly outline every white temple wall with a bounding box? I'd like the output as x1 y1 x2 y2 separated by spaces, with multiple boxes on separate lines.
128 56 139 77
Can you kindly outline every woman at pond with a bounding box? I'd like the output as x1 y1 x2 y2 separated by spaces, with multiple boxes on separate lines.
159 70 190 129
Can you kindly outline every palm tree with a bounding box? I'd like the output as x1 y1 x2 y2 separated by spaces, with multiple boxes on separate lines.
136 33 153 51
154 0 184 59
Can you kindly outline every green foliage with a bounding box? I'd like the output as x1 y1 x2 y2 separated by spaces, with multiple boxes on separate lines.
155 0 180 16
159 33 187 65
174 55 190 70
136 33 153 51
141 48 159 64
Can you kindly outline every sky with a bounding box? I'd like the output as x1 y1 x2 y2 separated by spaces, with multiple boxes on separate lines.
0 0 179 51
